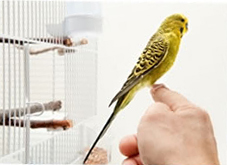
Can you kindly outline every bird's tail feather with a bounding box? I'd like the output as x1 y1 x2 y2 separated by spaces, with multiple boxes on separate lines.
83 111 116 164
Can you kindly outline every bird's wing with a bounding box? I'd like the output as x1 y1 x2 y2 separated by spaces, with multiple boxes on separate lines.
109 35 169 107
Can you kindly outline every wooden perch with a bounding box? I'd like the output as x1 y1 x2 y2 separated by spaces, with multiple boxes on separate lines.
5 119 73 130
28 46 76 56
32 37 74 47
30 37 88 47
0 100 62 125
11 37 88 55
28 38 88 55
0 37 88 55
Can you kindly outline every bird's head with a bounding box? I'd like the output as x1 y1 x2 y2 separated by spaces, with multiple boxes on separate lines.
159 13 188 38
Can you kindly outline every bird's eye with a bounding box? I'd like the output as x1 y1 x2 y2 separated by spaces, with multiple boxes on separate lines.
181 18 185 22
180 27 184 33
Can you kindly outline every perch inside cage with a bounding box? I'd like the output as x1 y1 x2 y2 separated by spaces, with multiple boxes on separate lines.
0 1 110 164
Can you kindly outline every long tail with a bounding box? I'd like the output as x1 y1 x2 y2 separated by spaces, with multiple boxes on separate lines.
83 111 116 164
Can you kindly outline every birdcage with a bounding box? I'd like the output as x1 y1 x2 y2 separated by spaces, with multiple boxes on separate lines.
0 1 110 164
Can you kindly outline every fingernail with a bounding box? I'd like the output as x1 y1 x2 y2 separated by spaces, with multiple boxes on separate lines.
151 84 168 94
122 162 129 165
122 161 135 165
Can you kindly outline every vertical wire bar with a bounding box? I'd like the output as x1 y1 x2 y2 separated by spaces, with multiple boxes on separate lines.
64 51 67 162
59 135 61 164
43 1 45 40
22 1 26 153
24 45 30 164
48 1 54 163
35 145 38 164
63 0 70 161
61 133 63 164
2 0 6 156
61 1 67 164
62 134 64 164
62 1 67 161
50 2 57 162
32 1 34 40
46 140 48 163
63 1 67 118
18 0 22 156
55 1 57 45
39 1 41 42
31 147 33 164
62 1 69 161
30 1 34 161
43 142 45 164
72 39 75 158
50 1 53 44
39 143 41 164
93 39 98 117
13 0 16 154
51 2 56 162
60 135 62 164
47 2 52 163
7 0 12 155
51 0 55 101
54 1 58 162
40 143 42 164
67 1 71 156
41 143 43 164
52 1 55 45
72 48 75 159
23 1 27 155
69 53 73 163
59 0 61 46
24 1 31 163
58 135 60 163
49 1 55 163
45 1 48 41
53 137 55 164
49 1 51 44
49 139 52 163
55 136 58 164
35 1 37 40
54 136 56 164
38 144 40 164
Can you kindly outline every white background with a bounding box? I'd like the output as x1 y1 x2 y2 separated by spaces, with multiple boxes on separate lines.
97 2 227 164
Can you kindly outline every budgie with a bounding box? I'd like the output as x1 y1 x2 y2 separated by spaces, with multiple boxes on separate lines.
83 13 188 164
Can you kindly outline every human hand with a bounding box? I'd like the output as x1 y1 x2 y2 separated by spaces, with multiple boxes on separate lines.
119 84 219 165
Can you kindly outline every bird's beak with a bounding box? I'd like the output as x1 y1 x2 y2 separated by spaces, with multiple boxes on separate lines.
185 22 188 32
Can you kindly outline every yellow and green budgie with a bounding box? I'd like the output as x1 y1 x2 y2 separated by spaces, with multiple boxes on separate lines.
83 13 188 163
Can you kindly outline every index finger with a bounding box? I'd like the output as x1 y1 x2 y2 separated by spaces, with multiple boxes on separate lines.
151 84 192 112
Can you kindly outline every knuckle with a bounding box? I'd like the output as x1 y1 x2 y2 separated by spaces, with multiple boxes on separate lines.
144 105 163 120
141 106 166 125
181 108 210 123
178 105 210 122
196 109 210 122
174 104 195 112
139 102 169 132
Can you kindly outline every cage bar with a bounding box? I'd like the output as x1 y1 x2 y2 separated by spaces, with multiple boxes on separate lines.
0 1 105 164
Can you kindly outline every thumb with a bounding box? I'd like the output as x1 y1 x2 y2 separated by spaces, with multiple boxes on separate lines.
151 84 191 112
